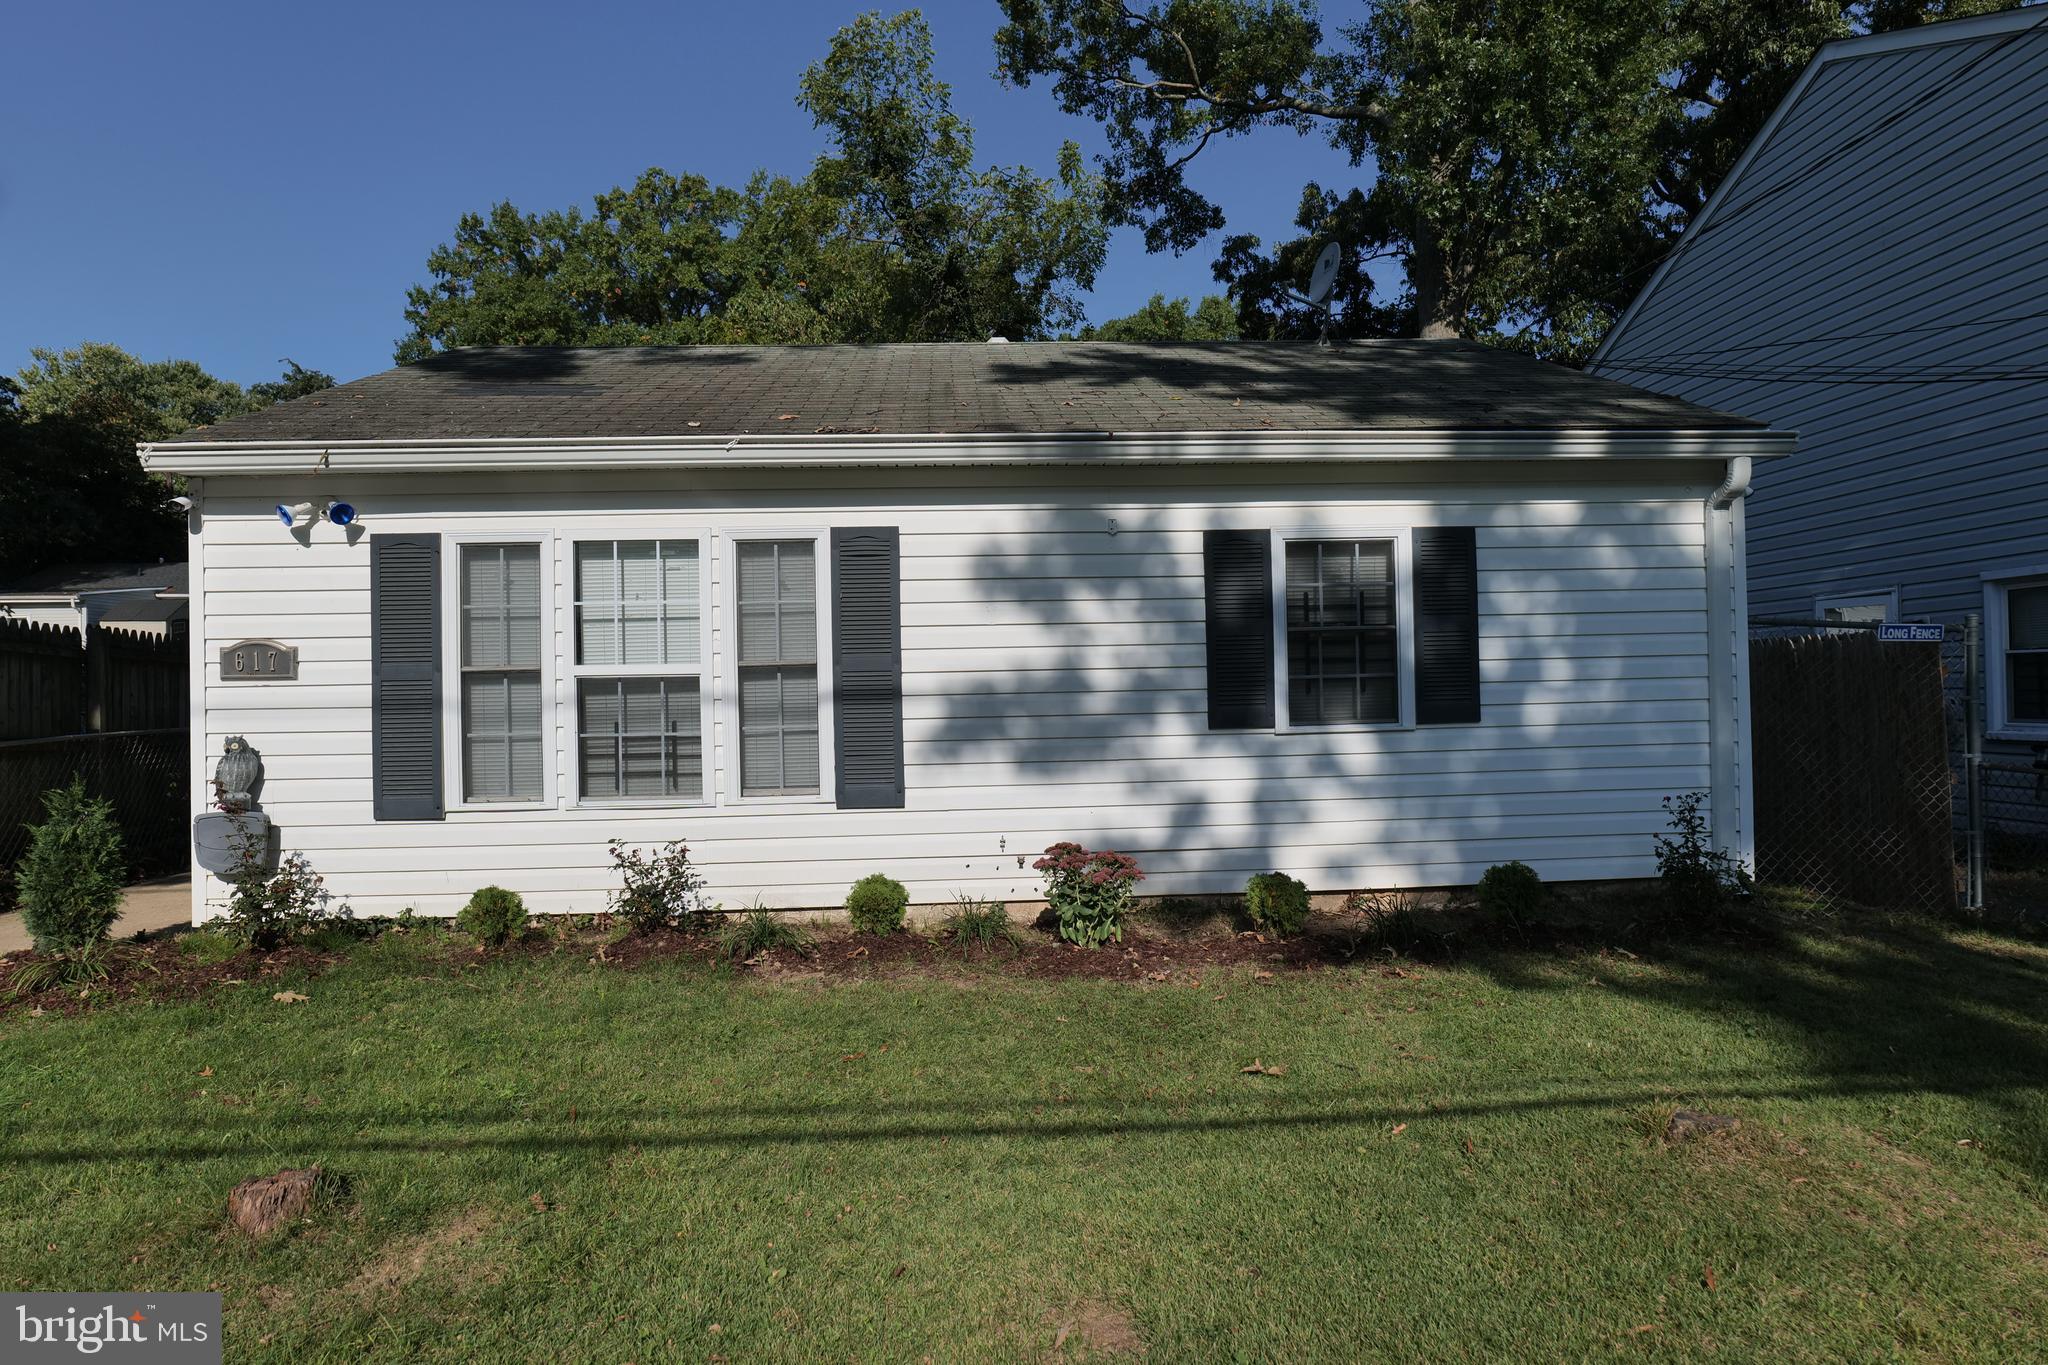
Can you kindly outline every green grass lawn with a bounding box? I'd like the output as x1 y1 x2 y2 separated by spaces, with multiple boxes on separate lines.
3 911 2046 1362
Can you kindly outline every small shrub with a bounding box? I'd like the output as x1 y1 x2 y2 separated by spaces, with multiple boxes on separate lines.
607 839 712 934
1244 871 1310 937
457 885 529 946
1034 842 1145 947
845 873 909 936
1654 792 1753 922
719 907 813 960
942 895 1022 952
16 778 127 954
218 817 347 950
1476 861 1546 930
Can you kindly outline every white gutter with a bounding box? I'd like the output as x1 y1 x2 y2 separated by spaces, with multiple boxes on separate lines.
142 426 1794 476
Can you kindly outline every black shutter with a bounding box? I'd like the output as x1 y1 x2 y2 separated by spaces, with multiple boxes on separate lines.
1204 529 1274 730
1414 526 1480 725
371 533 445 820
832 527 904 809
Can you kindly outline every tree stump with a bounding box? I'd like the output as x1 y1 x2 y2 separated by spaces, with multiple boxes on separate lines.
227 1166 322 1237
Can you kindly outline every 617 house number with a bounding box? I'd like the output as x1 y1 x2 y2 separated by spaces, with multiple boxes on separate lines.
218 639 298 680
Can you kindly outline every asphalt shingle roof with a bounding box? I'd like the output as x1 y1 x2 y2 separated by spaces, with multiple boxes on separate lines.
159 341 1762 446
0 562 187 596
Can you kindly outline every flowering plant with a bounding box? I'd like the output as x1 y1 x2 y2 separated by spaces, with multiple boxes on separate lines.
1033 841 1146 947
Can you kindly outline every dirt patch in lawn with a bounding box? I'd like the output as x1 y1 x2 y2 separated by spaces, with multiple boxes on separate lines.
345 1206 499 1301
1048 1299 1146 1357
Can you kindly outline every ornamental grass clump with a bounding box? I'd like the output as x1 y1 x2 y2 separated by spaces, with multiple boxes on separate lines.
1244 871 1310 937
1034 841 1145 947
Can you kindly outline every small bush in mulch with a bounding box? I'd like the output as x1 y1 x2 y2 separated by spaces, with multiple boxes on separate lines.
458 886 529 947
1476 861 1547 931
1244 872 1310 938
845 874 909 936
606 839 714 934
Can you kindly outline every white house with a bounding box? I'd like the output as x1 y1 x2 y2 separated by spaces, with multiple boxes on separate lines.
142 341 1789 921
1591 7 2048 745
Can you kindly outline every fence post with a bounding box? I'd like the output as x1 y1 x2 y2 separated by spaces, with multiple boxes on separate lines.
1964 612 1986 914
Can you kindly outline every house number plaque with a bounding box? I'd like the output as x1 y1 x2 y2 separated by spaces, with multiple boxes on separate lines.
219 639 299 680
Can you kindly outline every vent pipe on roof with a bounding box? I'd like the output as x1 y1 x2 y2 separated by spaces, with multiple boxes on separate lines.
986 336 1010 344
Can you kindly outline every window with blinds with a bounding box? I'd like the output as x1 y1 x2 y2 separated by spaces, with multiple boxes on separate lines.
1284 539 1398 726
736 540 820 796
459 543 544 802
573 539 705 800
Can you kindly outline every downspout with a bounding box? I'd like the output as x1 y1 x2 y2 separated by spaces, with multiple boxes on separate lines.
1708 455 1753 510
1704 456 1756 873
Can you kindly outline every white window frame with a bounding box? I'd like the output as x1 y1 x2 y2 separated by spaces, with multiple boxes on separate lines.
1814 589 1898 624
1270 527 1415 733
566 532 714 809
1985 565 2048 741
441 531 556 812
723 530 836 806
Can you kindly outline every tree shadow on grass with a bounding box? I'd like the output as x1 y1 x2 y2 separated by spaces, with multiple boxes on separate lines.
1466 911 2048 1172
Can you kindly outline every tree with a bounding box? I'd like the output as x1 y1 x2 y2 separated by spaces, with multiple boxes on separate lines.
0 346 330 580
397 10 1109 360
996 1 2023 363
1078 292 1239 340
996 0 1678 358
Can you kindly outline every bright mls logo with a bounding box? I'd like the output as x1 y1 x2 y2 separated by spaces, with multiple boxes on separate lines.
6 1294 220 1363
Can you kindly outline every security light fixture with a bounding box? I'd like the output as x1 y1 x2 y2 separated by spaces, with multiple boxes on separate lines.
276 501 315 528
324 501 357 527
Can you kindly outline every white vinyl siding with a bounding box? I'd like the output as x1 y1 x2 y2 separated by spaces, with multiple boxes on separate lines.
459 544 543 802
190 463 1729 917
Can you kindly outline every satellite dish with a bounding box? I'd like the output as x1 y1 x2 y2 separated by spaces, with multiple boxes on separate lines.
1306 242 1342 305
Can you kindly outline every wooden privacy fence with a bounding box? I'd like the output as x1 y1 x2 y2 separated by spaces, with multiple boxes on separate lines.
0 617 187 738
1750 630 1955 910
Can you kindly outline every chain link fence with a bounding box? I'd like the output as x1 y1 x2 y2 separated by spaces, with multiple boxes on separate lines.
1752 616 2048 919
1748 621 1957 910
0 729 188 910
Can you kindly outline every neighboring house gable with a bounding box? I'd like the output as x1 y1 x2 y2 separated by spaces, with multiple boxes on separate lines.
1591 7 2048 737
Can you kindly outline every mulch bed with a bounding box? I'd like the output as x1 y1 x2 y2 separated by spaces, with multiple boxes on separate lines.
0 940 345 1020
0 909 1425 1021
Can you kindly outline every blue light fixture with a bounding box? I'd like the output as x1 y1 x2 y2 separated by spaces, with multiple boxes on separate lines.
277 502 314 527
325 501 357 527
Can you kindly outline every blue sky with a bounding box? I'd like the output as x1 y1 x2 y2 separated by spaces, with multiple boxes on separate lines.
2 1 1358 388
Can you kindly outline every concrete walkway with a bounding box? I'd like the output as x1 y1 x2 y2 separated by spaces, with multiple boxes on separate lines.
0 875 190 956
